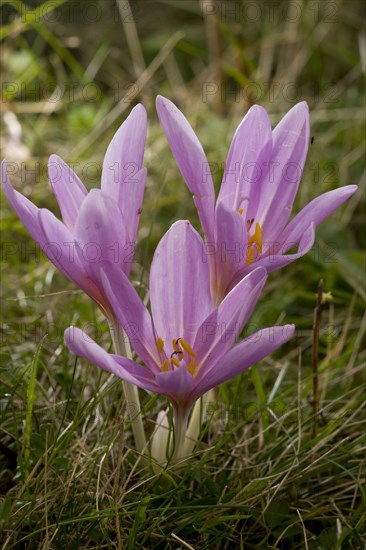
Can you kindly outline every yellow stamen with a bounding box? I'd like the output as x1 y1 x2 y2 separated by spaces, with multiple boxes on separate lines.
246 222 263 265
177 338 196 357
187 359 196 375
249 222 263 252
238 208 243 215
162 359 169 372
171 357 180 367
156 337 164 354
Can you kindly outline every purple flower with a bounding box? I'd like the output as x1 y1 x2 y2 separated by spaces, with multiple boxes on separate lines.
156 96 357 303
1 104 147 318
64 221 294 430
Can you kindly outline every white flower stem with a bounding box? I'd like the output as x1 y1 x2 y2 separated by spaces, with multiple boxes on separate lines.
150 408 170 465
184 389 215 455
172 406 188 462
183 398 204 456
108 319 147 454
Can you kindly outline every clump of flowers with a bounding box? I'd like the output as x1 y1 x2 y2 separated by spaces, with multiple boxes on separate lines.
2 99 357 465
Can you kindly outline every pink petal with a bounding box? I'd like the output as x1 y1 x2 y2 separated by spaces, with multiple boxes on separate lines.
64 327 160 393
101 104 147 224
258 102 310 239
38 208 103 301
150 220 212 354
122 167 147 247
74 189 130 281
1 159 47 248
155 365 196 404
100 265 161 373
156 96 215 240
48 154 87 230
194 325 295 397
212 201 247 299
229 222 315 285
194 267 267 372
281 185 358 247
217 104 272 218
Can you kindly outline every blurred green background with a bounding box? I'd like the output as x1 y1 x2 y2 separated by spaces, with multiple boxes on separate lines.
1 0 365 548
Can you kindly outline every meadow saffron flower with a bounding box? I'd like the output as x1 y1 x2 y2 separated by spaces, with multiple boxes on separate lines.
64 221 295 460
156 96 357 304
1 104 147 319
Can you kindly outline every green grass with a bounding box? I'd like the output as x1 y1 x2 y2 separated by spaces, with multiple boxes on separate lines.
0 0 365 547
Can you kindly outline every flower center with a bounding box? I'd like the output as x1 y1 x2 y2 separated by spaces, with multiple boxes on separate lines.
155 337 196 375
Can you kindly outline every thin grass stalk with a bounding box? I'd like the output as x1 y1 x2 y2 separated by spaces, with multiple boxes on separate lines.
312 279 323 439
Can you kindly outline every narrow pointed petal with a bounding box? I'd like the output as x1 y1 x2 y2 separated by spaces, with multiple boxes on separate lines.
64 327 160 393
38 208 103 301
74 189 130 281
213 201 247 298
281 185 358 246
217 104 272 216
259 102 310 237
229 223 315 285
194 325 295 397
194 267 267 371
156 96 215 240
101 104 147 218
1 159 47 247
150 220 212 351
122 167 147 245
100 265 161 372
48 154 87 229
